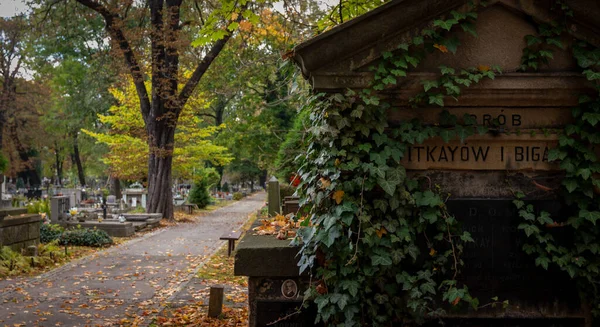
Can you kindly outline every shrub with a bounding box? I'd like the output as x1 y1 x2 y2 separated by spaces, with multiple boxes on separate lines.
59 228 113 247
0 246 30 276
233 192 243 201
40 223 65 243
188 180 211 209
222 182 230 193
129 206 146 213
27 198 51 216
35 241 65 267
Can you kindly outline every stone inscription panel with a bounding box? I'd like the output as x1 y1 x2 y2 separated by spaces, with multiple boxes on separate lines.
447 200 579 306
389 107 573 129
401 135 558 170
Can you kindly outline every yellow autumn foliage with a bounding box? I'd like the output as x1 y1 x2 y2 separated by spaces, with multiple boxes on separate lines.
83 76 232 181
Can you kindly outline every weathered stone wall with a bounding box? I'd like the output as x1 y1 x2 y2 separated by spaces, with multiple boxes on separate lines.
0 211 42 252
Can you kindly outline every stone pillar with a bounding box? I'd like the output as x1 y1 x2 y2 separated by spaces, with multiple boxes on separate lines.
268 176 280 217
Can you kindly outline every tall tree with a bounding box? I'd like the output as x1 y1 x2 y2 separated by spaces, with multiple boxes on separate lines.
0 16 26 160
37 0 261 219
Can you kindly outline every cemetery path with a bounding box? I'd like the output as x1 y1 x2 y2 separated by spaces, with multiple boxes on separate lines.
0 191 266 327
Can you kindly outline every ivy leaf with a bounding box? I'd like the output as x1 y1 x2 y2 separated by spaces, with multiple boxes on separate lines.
412 36 424 45
562 179 578 193
393 58 408 69
460 231 474 242
518 223 539 237
371 255 393 266
460 21 478 37
439 65 456 75
391 69 407 77
434 18 459 31
580 210 600 225
537 211 554 225
382 75 397 85
340 280 360 297
332 190 345 204
369 165 386 179
405 54 420 67
539 50 554 59
577 168 592 180
337 294 349 310
439 129 456 143
525 35 542 46
379 178 397 196
442 36 461 54
397 43 409 51
420 282 436 295
583 70 600 81
422 208 439 224
422 80 439 92
582 112 600 126
535 256 550 270
429 94 444 107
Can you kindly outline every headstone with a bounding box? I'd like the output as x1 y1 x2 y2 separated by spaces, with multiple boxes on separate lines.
50 196 70 223
107 195 116 204
268 177 280 217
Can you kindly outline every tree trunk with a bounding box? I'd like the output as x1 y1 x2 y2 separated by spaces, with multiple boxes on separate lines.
112 177 121 199
72 134 86 186
55 142 63 187
260 170 268 190
9 123 41 187
146 122 176 219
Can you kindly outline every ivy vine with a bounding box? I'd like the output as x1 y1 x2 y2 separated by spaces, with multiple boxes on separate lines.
291 1 600 326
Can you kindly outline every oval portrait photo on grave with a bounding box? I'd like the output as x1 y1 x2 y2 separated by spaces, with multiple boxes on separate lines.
281 279 298 299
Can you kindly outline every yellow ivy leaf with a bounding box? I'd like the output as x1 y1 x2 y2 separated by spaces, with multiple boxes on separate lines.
320 177 331 189
332 190 345 204
477 64 490 72
335 159 341 166
433 44 448 53
429 248 437 256
375 227 387 238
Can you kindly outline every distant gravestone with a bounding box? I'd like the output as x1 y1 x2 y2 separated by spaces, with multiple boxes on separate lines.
268 177 280 217
107 195 116 204
50 196 70 223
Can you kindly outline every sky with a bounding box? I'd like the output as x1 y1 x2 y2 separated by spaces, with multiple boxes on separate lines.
0 0 28 17
0 0 335 18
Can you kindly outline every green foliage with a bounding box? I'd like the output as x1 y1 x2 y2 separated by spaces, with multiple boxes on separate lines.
0 153 8 173
27 198 51 217
291 6 494 323
279 183 297 199
221 182 230 193
129 206 146 213
275 109 311 180
0 246 30 276
188 180 211 209
232 192 244 201
40 223 65 243
58 227 113 247
0 242 67 277
288 1 600 324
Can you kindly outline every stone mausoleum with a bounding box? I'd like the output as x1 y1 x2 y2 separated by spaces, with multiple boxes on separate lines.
236 1 600 326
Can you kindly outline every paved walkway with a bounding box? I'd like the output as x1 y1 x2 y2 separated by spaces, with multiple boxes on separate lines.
0 192 265 327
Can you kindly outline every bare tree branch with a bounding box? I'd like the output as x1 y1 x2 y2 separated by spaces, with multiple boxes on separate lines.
74 0 151 123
